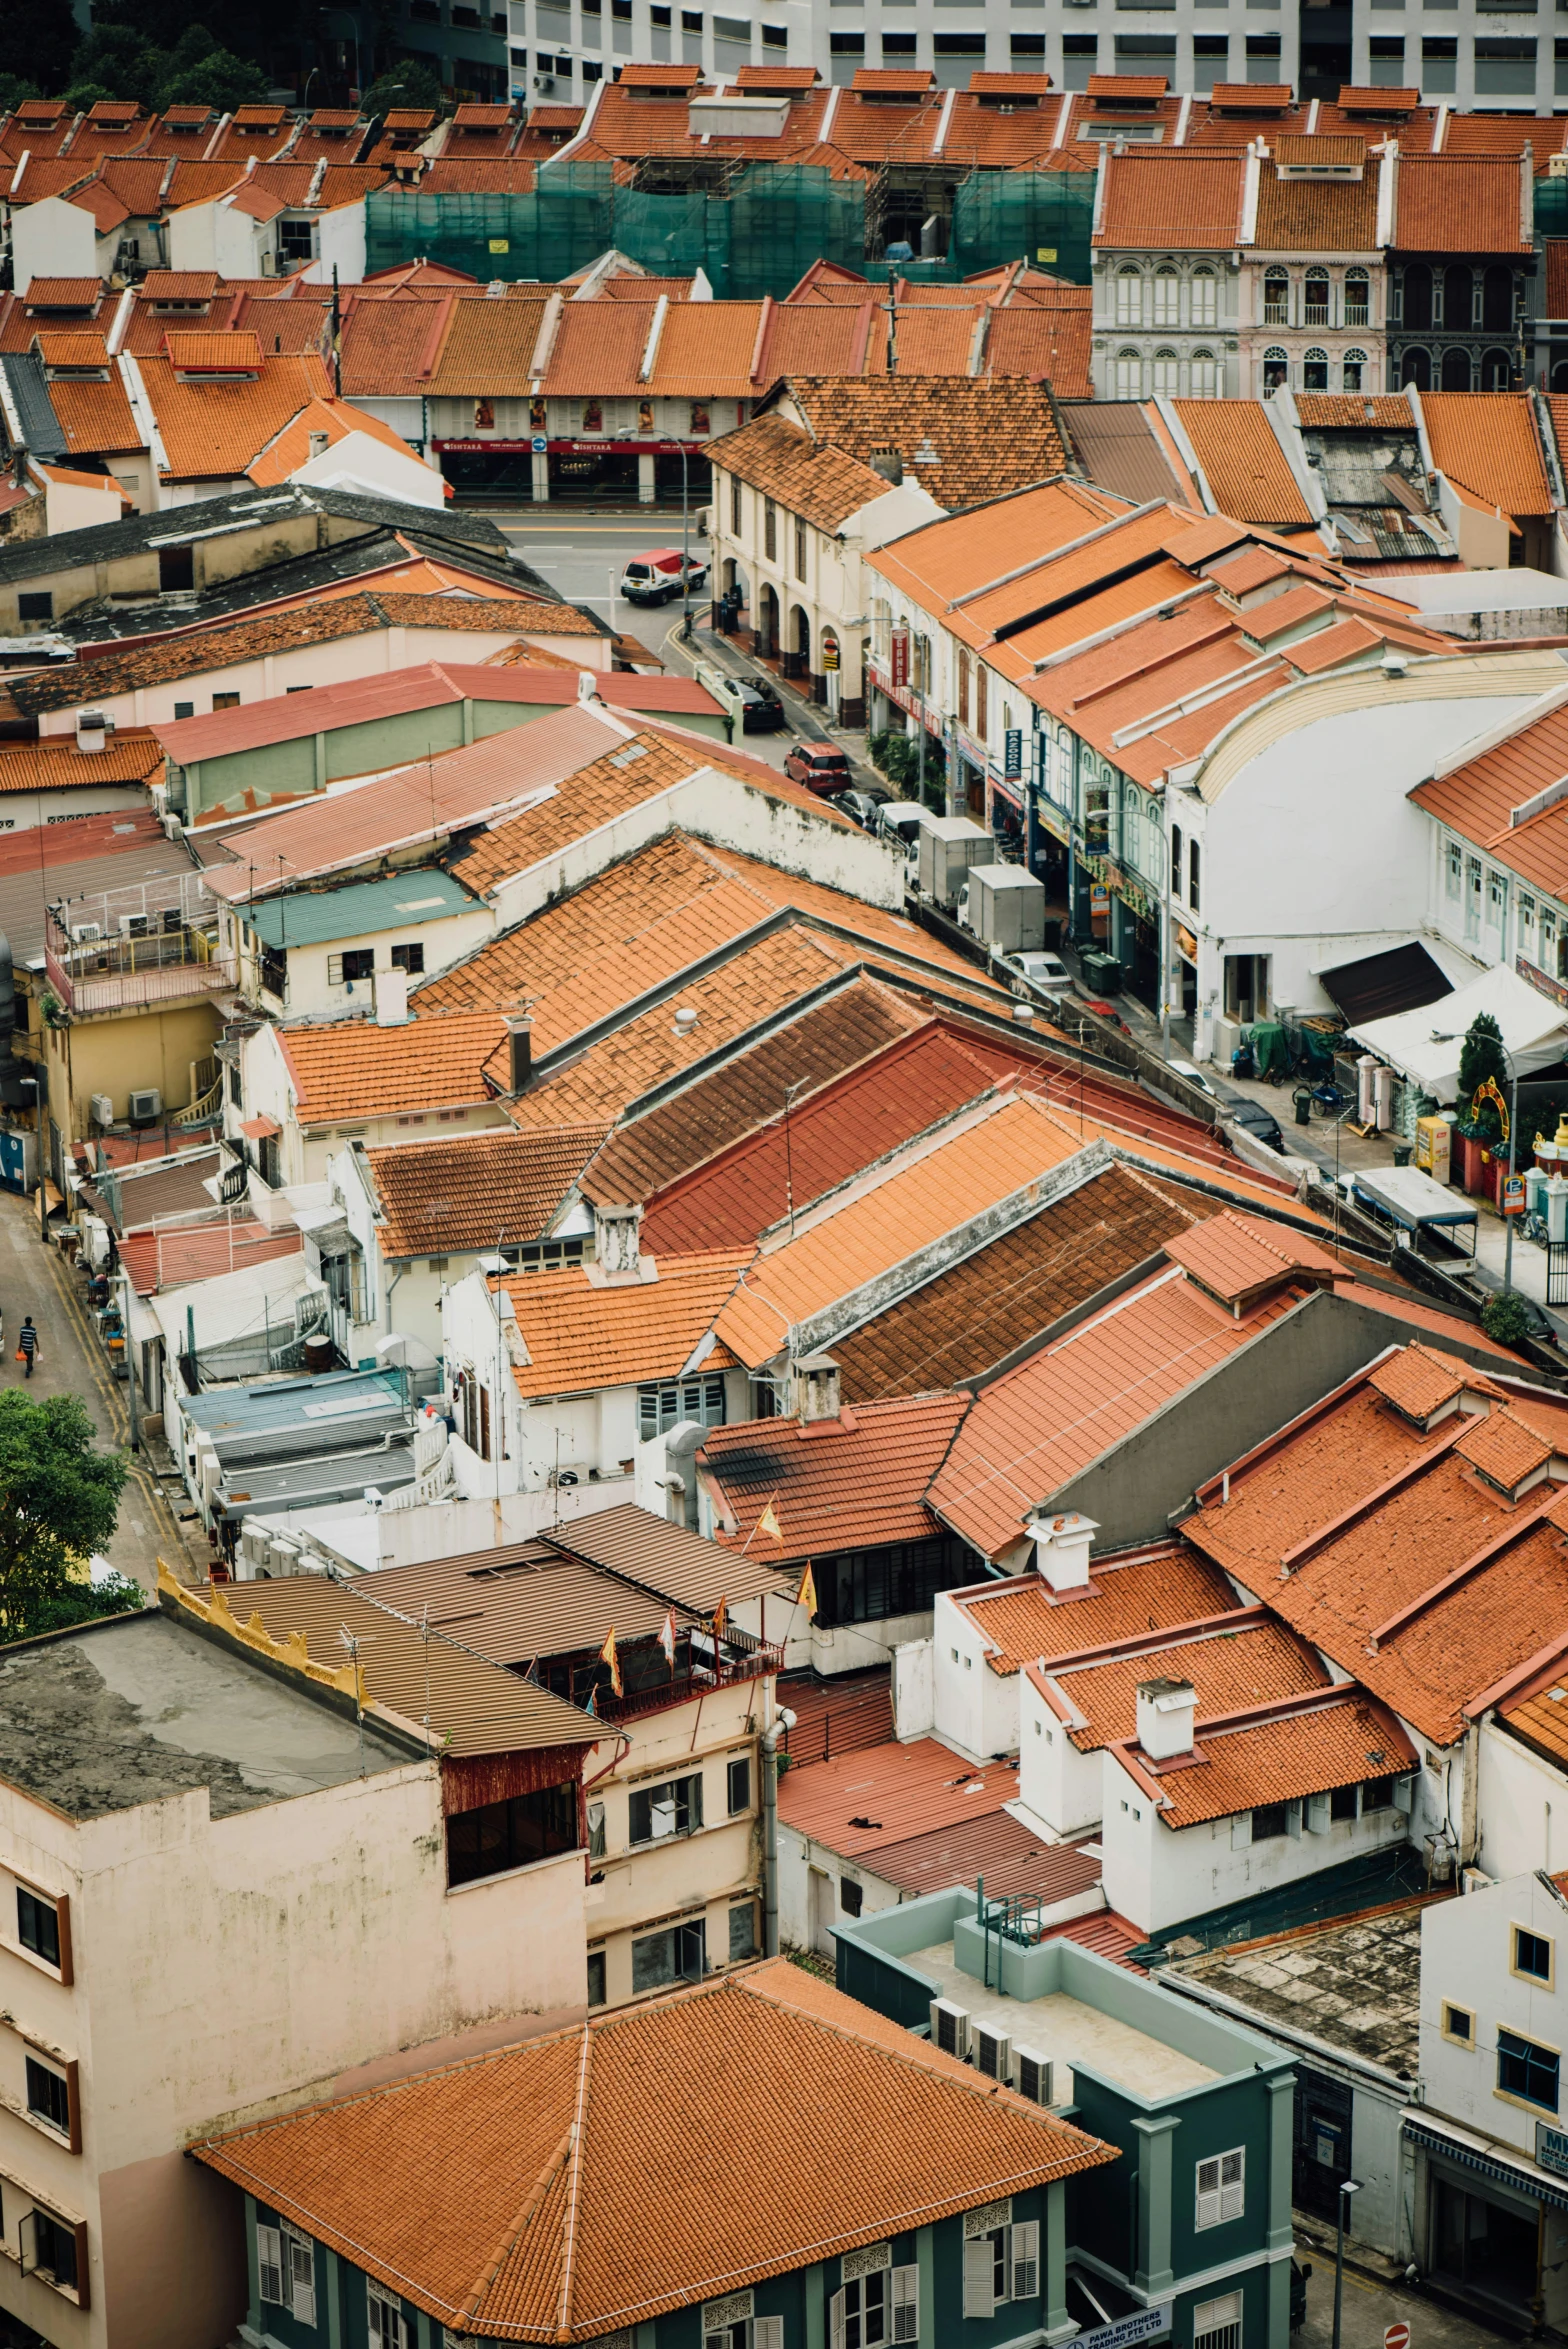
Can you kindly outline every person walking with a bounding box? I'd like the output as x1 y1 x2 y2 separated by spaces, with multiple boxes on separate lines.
17 1316 38 1378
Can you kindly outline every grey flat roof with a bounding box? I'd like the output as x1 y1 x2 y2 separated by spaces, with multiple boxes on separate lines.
0 1609 415 1820
1168 1901 1423 2073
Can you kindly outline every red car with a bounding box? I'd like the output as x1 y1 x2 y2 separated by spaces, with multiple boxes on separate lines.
784 743 852 796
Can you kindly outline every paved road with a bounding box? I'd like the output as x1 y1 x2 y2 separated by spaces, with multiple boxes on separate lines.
0 1184 195 1596
1296 2245 1514 2349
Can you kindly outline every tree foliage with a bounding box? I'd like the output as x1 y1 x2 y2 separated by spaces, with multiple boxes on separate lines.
0 1393 130 1645
0 0 78 95
62 22 270 112
1458 1010 1508 1142
1482 1288 1537 1352
364 61 444 114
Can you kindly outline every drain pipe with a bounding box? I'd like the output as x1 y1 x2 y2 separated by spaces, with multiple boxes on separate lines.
761 1702 796 1957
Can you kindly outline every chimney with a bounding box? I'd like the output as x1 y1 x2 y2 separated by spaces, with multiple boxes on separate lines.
868 447 903 484
1135 1677 1197 1762
308 429 330 459
1027 1510 1097 1592
505 1013 532 1093
795 1351 841 1424
593 1199 642 1275
376 965 408 1026
75 710 108 753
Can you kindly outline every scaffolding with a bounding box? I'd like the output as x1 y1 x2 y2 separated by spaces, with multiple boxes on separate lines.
950 167 1096 285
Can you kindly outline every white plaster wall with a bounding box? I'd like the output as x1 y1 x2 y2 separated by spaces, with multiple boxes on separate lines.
11 198 97 292
235 909 496 1020
42 476 127 536
1420 1870 1568 2156
1476 1722 1568 1883
1019 1669 1103 1840
0 785 148 834
304 201 367 287
892 1635 934 1740
933 1589 1022 1763
287 430 443 508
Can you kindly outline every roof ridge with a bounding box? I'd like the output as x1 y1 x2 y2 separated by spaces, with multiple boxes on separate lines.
460 2119 576 2334
553 2019 593 2337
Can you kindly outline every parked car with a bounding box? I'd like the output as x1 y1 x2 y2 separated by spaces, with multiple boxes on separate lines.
784 742 852 796
1000 949 1073 999
840 790 889 832
1227 1096 1286 1155
877 802 931 863
620 549 709 605
1167 1057 1217 1097
696 666 785 733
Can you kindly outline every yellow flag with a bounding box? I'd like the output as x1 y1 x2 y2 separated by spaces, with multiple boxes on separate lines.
599 1625 622 1698
756 1498 783 1542
712 1595 728 1640
796 1561 818 1621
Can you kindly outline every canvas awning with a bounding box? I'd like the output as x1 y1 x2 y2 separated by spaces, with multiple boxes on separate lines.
1315 940 1452 1026
1347 963 1568 1102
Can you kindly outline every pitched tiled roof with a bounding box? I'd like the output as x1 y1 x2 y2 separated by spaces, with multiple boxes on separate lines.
1171 401 1315 527
277 1009 509 1125
775 377 1068 512
192 1960 1112 2342
496 1249 748 1398
1162 1209 1345 1308
984 298 1093 400
1116 1689 1418 1829
708 412 897 532
1421 392 1554 517
423 293 552 397
779 1735 1018 1854
701 1391 969 1560
134 349 335 480
0 732 161 791
954 1548 1240 1675
1410 694 1568 903
366 1124 608 1257
1033 1612 1328 1751
1094 151 1246 250
1253 162 1379 252
1393 155 1533 254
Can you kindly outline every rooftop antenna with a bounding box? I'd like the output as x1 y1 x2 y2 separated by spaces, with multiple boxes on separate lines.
337 1623 375 1775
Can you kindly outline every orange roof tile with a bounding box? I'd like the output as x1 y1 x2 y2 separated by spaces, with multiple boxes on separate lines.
1172 401 1314 527
1420 391 1554 517
708 412 890 533
1035 1613 1328 1751
1253 161 1379 253
1367 1341 1497 1421
1094 150 1246 250
1411 695 1568 905
367 1124 608 1258
1117 1689 1417 1829
497 1248 748 1398
779 1734 1021 1854
135 348 334 481
1393 155 1533 254
1453 1408 1554 1490
191 1961 1112 2342
277 1009 509 1125
763 376 1068 514
1161 1209 1345 1307
702 1391 969 1560
957 1548 1239 1674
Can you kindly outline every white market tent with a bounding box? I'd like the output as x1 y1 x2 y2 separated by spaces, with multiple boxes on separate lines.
1347 963 1568 1103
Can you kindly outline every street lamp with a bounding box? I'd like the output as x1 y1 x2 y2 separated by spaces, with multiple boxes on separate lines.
1330 2178 1361 2349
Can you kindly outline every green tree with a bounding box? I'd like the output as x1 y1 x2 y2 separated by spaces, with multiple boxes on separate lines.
66 23 164 99
0 1394 130 1645
0 74 42 109
156 45 271 109
24 1567 144 1640
1458 1010 1508 1141
364 60 444 113
1482 1289 1536 1351
0 0 78 94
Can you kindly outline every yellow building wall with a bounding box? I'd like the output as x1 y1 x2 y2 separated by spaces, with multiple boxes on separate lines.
43 1002 224 1137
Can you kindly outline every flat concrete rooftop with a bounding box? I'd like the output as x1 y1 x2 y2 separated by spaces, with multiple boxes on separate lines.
1168 1904 1424 2074
912 1939 1219 2100
0 1610 414 1821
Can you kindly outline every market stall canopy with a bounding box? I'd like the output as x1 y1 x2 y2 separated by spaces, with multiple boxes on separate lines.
1315 939 1452 1027
1347 963 1568 1102
1350 1165 1478 1254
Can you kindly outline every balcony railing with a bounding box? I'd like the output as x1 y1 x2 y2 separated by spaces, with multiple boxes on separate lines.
46 935 237 1017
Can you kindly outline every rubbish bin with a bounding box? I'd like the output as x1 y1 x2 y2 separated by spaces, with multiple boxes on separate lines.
1293 1086 1313 1128
1393 1141 1413 1168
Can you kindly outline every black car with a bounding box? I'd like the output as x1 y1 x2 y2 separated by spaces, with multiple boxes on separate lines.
739 680 785 733
1227 1096 1286 1155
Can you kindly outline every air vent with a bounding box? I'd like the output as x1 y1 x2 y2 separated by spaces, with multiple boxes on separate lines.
1015 2045 1055 2106
930 1999 970 2060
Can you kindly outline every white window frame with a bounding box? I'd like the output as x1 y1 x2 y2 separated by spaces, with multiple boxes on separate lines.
287 2227 317 2328
892 2263 918 2342
368 2279 407 2348
1196 2148 1245 2230
257 2223 286 2307
1194 2289 1244 2349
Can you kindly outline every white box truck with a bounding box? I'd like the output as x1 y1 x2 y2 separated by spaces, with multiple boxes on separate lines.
959 863 1047 953
917 815 992 911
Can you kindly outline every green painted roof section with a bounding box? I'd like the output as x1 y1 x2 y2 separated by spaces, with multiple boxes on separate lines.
243 870 477 949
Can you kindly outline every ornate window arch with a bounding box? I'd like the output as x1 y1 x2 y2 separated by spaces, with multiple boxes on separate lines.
1344 268 1370 328
1151 346 1179 397
1304 267 1330 327
1262 346 1288 394
1190 266 1218 328
1189 349 1217 398
1152 265 1180 328
1113 347 1142 399
1303 347 1329 390
1263 267 1289 326
1343 348 1368 391
1114 267 1144 328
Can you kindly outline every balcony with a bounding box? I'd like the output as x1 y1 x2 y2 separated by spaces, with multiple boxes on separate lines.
535 1623 783 1725
45 881 235 1018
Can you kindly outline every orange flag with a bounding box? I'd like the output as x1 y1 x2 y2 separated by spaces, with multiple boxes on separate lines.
599 1625 622 1698
796 1561 818 1621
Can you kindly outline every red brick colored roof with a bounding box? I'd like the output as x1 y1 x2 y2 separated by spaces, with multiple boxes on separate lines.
1094 150 1246 249
1162 1210 1345 1309
498 1250 749 1399
1393 155 1532 254
192 1961 1112 2341
779 1734 1020 1855
1114 1687 1418 1829
278 1009 509 1125
1421 391 1554 515
701 1391 969 1561
366 1124 609 1258
952 1547 1240 1675
1031 1610 1329 1751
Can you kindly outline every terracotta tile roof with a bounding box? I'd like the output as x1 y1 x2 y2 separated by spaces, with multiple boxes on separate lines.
119 1218 301 1296
423 293 551 397
581 979 929 1209
955 1548 1239 1675
1334 84 1420 112
1034 1613 1328 1752
647 301 767 399
1453 1407 1553 1490
702 1391 969 1561
35 329 110 368
180 1572 599 1759
1117 1689 1417 1829
1274 135 1365 167
1443 113 1567 169
708 413 890 533
1171 401 1314 527
866 475 1125 613
771 377 1068 513
1408 698 1568 901
542 299 654 399
829 1159 1217 1401
1366 1342 1493 1421
367 1124 609 1258
1162 1209 1345 1308
134 349 334 481
639 1023 995 1255
0 733 161 792
1253 163 1379 253
42 370 145 460
779 1734 1018 1854
1420 392 1553 516
1548 245 1568 322
984 298 1093 399
192 1959 1111 2341
277 1009 510 1125
1094 151 1246 250
1393 155 1532 254
496 1248 748 1399
18 279 104 310
246 393 427 486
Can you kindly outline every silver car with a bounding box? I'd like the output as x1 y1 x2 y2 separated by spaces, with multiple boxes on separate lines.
1001 949 1073 1000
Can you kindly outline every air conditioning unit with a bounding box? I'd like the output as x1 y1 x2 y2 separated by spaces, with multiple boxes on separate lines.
1014 2045 1055 2107
974 2023 1012 2085
930 1999 971 2061
260 251 276 275
69 921 102 945
119 913 151 938
533 72 555 90
89 1093 113 1130
128 1087 162 1125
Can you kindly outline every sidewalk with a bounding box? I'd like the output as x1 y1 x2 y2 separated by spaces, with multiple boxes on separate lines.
660 616 885 791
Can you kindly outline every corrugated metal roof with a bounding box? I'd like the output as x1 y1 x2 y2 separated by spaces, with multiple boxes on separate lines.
779 1734 1020 1856
244 869 476 947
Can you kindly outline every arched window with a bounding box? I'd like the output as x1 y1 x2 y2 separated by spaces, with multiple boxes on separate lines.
1553 360 1568 393
1263 346 1289 394
1152 265 1180 328
1441 346 1472 391
1401 262 1433 331
1482 346 1514 390
1191 266 1218 328
1399 346 1431 390
1189 349 1218 398
1144 817 1164 889
1113 348 1142 399
1304 268 1330 328
1482 264 1515 332
1443 264 1472 331
1122 783 1142 870
1151 347 1180 397
1344 268 1370 329
1343 348 1368 391
1115 267 1143 327
1303 347 1329 390
1264 268 1289 326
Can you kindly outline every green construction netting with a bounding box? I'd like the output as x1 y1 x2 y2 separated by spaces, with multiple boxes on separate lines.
364 160 1095 296
1536 175 1568 239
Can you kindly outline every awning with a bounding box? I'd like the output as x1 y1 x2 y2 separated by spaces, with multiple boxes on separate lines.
1352 1163 1479 1242
1348 962 1568 1103
1406 2118 1568 2214
1317 940 1452 1026
239 1114 280 1140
